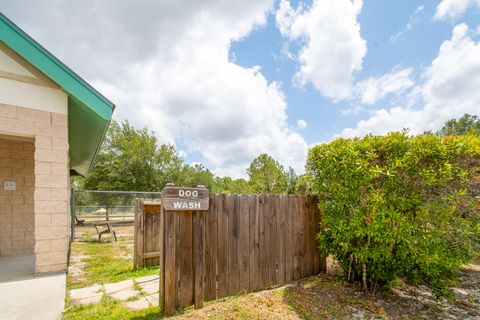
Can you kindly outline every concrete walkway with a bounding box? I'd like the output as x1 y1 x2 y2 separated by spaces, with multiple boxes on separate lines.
0 273 66 320
0 255 35 282
69 274 159 310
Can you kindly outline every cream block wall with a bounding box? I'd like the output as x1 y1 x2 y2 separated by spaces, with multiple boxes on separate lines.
0 45 70 274
0 104 69 274
0 137 35 256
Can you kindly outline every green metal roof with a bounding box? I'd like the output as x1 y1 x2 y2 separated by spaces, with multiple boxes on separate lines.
0 13 114 176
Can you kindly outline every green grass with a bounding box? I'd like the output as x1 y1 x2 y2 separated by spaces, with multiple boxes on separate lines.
68 235 158 289
66 236 160 318
64 296 159 320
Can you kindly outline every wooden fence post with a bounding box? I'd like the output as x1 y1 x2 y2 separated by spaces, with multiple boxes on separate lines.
158 198 165 313
193 210 205 309
160 183 209 316
161 184 176 316
134 198 144 269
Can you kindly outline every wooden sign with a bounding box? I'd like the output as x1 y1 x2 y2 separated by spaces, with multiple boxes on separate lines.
161 185 209 211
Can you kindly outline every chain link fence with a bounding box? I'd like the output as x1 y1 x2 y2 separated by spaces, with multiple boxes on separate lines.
71 189 161 240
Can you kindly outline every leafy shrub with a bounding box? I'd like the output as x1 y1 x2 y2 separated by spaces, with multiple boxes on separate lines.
307 132 480 291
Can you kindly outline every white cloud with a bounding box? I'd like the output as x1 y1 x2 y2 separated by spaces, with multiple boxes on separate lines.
434 0 480 21
2 0 308 178
353 67 415 105
339 23 480 138
390 5 424 43
297 119 308 129
276 0 367 100
342 67 416 115
339 107 424 138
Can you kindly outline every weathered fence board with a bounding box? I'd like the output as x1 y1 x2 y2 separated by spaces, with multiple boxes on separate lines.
164 210 176 316
204 196 217 301
284 195 293 283
238 195 250 292
134 200 162 268
193 210 205 309
228 195 240 296
177 211 194 308
267 194 276 286
248 195 260 292
217 194 229 299
135 192 326 316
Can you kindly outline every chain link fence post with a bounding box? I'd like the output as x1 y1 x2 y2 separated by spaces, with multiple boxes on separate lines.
70 188 76 242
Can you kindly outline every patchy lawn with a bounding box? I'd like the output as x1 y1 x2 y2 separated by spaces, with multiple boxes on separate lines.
64 296 159 320
68 233 158 289
63 288 297 320
67 234 479 319
65 261 480 319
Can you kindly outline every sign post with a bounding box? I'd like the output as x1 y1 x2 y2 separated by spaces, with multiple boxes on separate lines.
161 184 209 211
160 183 209 316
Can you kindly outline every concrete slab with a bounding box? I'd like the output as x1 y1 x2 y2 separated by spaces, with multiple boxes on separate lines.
139 278 159 295
69 284 104 305
123 296 151 310
0 255 35 282
104 279 138 301
108 287 139 301
135 274 158 284
0 273 66 320
104 279 134 295
145 293 159 306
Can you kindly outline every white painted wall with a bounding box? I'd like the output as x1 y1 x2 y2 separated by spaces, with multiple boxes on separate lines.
0 47 67 115
0 49 33 77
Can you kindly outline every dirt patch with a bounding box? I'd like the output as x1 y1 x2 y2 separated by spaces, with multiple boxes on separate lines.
75 225 134 239
68 254 87 282
171 288 300 320
283 261 480 319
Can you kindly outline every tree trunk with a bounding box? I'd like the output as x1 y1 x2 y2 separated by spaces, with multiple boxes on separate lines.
347 254 353 281
362 259 367 293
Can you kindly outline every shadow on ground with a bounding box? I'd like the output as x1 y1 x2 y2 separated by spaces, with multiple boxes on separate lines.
283 262 480 320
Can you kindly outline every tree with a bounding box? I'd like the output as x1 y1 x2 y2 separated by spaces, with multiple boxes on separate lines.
247 154 287 194
83 121 183 191
156 144 185 187
230 178 251 193
212 176 251 194
82 122 298 195
294 174 314 195
438 113 480 135
179 164 215 189
286 167 298 194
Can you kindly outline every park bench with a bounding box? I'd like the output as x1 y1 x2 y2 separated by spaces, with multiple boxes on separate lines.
75 215 85 226
94 222 117 242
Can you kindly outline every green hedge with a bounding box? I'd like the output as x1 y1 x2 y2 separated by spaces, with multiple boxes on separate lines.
307 132 480 291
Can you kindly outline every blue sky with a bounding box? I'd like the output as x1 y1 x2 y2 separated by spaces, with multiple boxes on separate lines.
3 0 480 177
230 0 480 146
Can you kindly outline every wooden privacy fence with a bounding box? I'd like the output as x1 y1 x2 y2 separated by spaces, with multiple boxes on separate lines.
135 191 326 316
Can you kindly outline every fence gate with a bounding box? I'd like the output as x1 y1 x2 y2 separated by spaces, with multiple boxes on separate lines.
134 199 162 267
143 184 326 316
